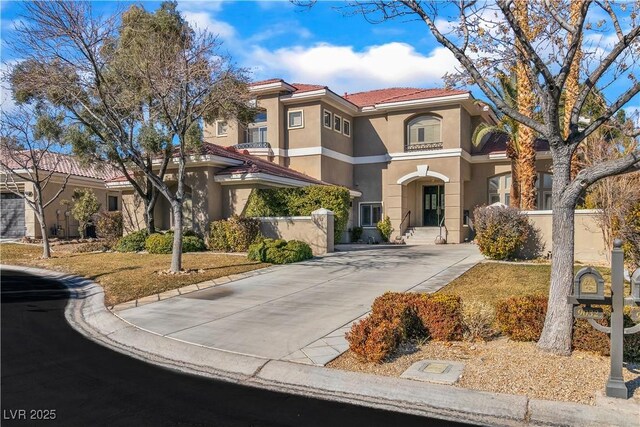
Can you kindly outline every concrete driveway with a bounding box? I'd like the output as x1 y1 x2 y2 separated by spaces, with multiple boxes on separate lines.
117 244 482 365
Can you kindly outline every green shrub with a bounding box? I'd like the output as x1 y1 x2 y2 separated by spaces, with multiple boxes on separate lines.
115 230 148 252
350 226 363 242
247 238 312 264
182 235 206 252
245 186 350 242
376 216 393 243
495 295 547 341
96 211 123 239
209 215 261 252
209 220 230 252
473 205 538 260
145 233 173 254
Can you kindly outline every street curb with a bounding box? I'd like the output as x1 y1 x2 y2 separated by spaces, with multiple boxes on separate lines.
3 264 638 427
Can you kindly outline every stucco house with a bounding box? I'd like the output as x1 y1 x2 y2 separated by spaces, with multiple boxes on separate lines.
0 152 122 239
204 78 555 244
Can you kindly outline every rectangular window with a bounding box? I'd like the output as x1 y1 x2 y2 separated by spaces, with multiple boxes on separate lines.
360 203 382 227
323 110 332 129
288 110 304 129
216 120 228 137
334 114 342 132
247 126 267 144
343 119 351 137
254 111 267 123
489 193 501 204
417 128 425 142
543 192 552 210
108 196 118 212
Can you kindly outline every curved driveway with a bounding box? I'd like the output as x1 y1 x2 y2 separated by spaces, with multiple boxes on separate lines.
118 244 482 365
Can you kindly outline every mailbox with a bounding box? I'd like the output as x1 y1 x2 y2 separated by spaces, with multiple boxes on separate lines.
632 269 640 304
572 267 606 302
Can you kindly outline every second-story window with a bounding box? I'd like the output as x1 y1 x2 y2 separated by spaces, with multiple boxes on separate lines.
323 110 332 129
288 110 304 129
334 114 342 132
343 119 351 137
246 110 267 145
216 120 228 137
407 116 441 148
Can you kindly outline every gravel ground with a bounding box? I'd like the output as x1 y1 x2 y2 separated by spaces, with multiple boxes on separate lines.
328 338 640 405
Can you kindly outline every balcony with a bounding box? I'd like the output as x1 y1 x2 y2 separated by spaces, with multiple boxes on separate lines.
405 141 443 151
235 142 271 150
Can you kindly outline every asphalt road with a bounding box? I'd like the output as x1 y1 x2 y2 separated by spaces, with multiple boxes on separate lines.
1 270 474 427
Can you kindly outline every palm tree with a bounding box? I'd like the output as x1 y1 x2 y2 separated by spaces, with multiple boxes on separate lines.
513 0 537 210
472 73 522 208
565 0 583 179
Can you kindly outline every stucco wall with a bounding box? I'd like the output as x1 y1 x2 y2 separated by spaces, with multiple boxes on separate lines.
17 177 117 238
257 210 334 255
524 210 606 263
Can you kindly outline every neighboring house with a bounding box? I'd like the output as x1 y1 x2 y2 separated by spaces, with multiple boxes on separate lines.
0 152 121 239
206 78 554 243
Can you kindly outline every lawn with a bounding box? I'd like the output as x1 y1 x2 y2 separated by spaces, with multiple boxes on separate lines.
0 243 268 306
440 262 612 306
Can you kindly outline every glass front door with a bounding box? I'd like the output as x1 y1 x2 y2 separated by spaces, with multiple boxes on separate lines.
423 185 444 226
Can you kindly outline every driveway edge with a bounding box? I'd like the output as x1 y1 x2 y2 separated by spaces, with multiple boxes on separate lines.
4 264 637 427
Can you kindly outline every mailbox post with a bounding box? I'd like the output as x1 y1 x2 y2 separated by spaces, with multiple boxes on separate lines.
568 239 640 399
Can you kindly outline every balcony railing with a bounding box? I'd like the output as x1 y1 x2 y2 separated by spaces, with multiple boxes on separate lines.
235 142 271 150
405 141 443 151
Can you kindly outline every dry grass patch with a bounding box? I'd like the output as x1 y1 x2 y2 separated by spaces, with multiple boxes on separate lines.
441 262 612 306
1 243 267 306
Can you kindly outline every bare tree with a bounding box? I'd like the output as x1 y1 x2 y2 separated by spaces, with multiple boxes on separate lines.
9 1 252 272
0 108 71 258
300 0 640 354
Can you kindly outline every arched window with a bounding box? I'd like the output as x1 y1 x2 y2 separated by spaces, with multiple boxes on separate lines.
406 116 442 149
488 173 512 206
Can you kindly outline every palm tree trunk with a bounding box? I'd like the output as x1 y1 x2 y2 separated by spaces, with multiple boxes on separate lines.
514 0 537 210
565 1 583 180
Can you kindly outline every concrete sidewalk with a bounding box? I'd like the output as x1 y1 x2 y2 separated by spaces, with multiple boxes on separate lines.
115 244 482 365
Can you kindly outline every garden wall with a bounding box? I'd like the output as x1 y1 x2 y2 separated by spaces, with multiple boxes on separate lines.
257 208 334 255
523 210 606 263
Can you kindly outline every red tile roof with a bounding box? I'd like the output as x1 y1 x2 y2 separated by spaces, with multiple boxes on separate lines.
204 143 325 185
473 132 551 155
290 83 327 93
250 78 285 86
344 87 469 108
249 79 469 108
2 150 120 181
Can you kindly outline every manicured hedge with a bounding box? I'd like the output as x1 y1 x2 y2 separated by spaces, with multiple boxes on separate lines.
115 230 149 252
244 186 350 242
247 239 313 264
209 215 261 252
144 232 206 254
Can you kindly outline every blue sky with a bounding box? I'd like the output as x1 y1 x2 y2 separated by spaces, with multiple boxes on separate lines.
1 0 638 120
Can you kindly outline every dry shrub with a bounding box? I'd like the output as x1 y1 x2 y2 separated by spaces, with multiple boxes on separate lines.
346 316 402 363
572 311 640 362
495 295 547 341
345 292 464 362
462 301 497 341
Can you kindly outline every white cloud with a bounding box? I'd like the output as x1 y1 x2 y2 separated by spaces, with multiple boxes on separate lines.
249 42 459 93
182 11 236 40
247 22 312 44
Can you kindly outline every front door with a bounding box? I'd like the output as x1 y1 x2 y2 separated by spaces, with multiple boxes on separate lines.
423 185 444 226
